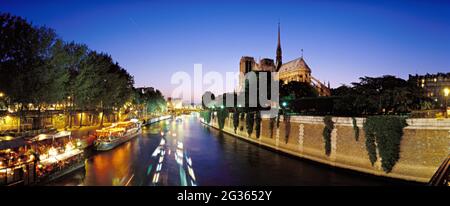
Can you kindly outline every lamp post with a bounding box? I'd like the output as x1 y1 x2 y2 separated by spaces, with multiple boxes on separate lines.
444 88 449 118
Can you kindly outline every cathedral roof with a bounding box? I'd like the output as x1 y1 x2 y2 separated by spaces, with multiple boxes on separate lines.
279 57 311 73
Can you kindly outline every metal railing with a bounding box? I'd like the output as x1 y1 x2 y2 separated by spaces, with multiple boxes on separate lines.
428 155 449 186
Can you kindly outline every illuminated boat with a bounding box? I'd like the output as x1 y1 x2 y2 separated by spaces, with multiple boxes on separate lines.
31 131 85 184
93 119 142 151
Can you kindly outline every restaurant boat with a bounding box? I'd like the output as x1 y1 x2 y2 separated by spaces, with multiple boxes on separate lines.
0 137 36 186
31 131 85 184
93 119 142 151
1 131 85 185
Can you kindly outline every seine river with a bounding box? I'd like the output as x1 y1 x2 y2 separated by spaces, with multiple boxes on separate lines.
52 114 416 186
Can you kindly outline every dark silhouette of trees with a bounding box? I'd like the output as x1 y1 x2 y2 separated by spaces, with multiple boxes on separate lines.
332 75 430 116
0 12 159 130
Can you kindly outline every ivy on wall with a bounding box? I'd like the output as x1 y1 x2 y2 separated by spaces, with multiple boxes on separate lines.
276 112 281 128
284 115 291 143
200 110 211 124
255 112 262 139
217 109 228 130
363 116 407 173
233 110 239 133
322 116 334 156
246 112 255 136
240 112 245 131
269 117 276 138
352 117 360 141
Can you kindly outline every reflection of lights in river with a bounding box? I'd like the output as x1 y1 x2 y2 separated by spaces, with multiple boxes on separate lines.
152 172 160 183
187 157 192 166
156 163 162 172
175 150 183 165
146 164 153 175
188 166 196 181
179 166 187 186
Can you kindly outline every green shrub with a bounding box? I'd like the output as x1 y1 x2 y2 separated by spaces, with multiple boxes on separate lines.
363 116 407 173
200 110 211 124
322 116 334 156
233 110 239 133
246 112 254 136
217 109 228 130
240 112 245 131
352 117 360 141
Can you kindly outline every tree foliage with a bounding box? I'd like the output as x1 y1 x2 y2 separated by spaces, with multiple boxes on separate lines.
0 13 154 129
332 76 429 116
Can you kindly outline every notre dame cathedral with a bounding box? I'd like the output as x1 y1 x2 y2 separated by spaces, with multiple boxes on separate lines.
239 23 331 96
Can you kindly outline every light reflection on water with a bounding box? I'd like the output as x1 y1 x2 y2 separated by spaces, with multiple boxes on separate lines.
52 114 416 186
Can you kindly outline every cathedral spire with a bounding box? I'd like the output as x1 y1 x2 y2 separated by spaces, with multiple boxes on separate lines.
276 21 282 71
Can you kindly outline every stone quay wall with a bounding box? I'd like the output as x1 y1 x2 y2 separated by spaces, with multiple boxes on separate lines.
201 113 450 183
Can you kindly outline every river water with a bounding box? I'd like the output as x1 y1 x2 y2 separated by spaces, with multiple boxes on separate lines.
52 113 417 186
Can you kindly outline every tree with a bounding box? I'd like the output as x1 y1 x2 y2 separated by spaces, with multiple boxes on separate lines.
50 41 89 128
0 13 58 131
332 75 429 116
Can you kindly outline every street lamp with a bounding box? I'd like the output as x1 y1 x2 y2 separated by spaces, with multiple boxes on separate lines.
444 87 449 118
0 92 4 98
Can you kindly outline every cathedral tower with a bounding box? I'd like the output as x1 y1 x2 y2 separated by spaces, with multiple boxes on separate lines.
276 22 282 72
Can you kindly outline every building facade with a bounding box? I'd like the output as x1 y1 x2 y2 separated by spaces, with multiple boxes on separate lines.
239 24 331 96
409 73 450 106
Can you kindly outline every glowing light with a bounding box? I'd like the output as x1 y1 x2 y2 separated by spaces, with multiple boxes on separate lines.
152 172 160 183
65 142 74 152
151 146 161 157
187 157 192 166
156 163 162 172
444 88 450 97
0 92 4 97
48 147 58 157
28 154 35 162
188 166 196 181
76 140 82 148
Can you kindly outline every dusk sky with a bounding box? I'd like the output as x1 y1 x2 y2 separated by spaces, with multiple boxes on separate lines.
1 0 449 101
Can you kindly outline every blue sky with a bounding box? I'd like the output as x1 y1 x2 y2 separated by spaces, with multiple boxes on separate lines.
1 0 449 101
